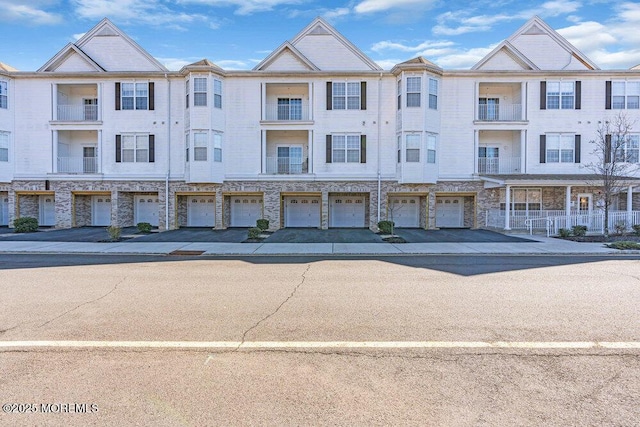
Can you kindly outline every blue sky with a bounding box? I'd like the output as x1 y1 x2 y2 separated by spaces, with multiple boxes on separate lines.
2 0 640 71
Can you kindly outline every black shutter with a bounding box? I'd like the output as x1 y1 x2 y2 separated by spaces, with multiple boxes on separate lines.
115 82 121 110
539 135 546 163
574 135 581 163
326 82 332 110
360 135 366 163
605 81 612 110
149 135 155 163
148 82 154 111
605 134 612 163
540 81 546 110
115 135 121 162
360 82 367 110
575 81 581 110
326 135 332 163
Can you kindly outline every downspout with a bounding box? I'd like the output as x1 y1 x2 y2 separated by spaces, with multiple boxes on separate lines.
377 72 382 225
165 73 171 230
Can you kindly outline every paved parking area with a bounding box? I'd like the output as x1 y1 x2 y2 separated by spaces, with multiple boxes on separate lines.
265 228 384 243
394 228 536 243
132 227 249 243
0 226 139 242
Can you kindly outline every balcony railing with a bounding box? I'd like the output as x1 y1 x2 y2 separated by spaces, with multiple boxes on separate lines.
264 103 310 121
477 103 522 121
477 157 521 174
266 157 308 174
57 156 98 174
56 105 99 121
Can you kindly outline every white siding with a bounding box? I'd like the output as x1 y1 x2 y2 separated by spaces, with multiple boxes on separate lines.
294 35 373 71
80 36 162 72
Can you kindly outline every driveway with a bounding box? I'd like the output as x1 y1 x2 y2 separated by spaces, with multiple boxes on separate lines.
394 228 536 243
132 227 249 243
0 226 139 242
265 228 384 243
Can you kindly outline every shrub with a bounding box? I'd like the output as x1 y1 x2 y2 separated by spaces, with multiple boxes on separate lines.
106 225 122 241
248 227 262 239
378 220 394 235
14 217 39 233
606 241 640 250
137 222 152 234
558 228 571 238
256 219 269 231
632 224 640 236
613 221 627 236
571 225 587 237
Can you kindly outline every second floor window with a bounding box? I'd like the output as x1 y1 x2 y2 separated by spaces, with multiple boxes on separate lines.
327 134 365 163
427 134 436 163
213 79 222 109
194 78 207 106
406 134 420 162
121 82 148 110
546 134 575 163
0 131 8 161
116 134 154 163
193 132 208 161
0 81 7 109
327 82 366 110
428 78 438 109
406 77 421 107
611 81 640 109
213 133 222 162
546 81 574 109
613 134 640 163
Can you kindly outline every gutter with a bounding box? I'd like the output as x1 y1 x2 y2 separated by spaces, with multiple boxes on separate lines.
165 73 171 230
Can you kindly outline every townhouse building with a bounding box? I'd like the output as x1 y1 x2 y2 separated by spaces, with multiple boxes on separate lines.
0 16 638 232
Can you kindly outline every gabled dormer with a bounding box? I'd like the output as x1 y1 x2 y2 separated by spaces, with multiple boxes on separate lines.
472 41 539 71
253 42 319 72
39 43 105 73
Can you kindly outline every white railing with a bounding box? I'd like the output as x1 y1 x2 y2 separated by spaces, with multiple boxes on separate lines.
477 157 521 174
265 157 308 174
548 211 640 236
56 105 98 121
57 157 98 173
477 103 522 121
486 209 566 230
264 103 310 121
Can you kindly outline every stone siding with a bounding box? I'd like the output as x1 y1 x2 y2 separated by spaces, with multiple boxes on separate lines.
74 195 92 227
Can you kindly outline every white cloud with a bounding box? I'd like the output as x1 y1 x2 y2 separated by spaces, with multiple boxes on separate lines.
215 59 251 69
0 0 62 25
322 7 350 21
157 57 193 71
354 0 435 14
73 32 86 41
72 0 210 27
371 40 455 53
178 0 304 15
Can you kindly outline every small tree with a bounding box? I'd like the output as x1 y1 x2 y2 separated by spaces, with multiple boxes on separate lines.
584 113 639 236
386 198 404 235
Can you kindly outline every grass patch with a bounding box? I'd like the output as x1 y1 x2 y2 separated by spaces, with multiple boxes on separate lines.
605 241 640 250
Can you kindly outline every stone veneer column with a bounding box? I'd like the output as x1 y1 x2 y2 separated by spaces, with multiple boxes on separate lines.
428 192 436 229
262 190 280 231
55 185 72 229
158 186 167 231
7 190 16 228
110 190 119 227
321 190 329 229
215 188 224 229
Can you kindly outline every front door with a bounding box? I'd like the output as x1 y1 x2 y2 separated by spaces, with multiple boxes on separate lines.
83 98 98 120
39 196 55 226
83 146 97 173
479 97 499 120
277 146 303 174
577 194 592 227
436 197 463 228
478 146 499 174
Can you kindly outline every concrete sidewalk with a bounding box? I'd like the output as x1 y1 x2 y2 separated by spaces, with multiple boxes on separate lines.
0 235 636 255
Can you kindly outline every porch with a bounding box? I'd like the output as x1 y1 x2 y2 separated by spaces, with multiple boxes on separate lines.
54 83 100 122
262 130 311 175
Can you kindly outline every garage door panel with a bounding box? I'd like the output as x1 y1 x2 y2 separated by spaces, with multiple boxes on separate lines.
0 195 8 226
187 196 215 227
230 196 262 227
92 196 111 226
436 197 463 228
285 197 320 228
389 197 420 228
329 196 365 228
135 196 159 226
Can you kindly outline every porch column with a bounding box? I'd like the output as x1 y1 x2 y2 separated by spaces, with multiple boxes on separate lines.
308 130 313 174
308 82 313 121
627 185 634 229
52 131 58 173
260 83 266 121
504 185 511 230
520 83 527 121
261 130 267 174
520 130 526 173
52 83 58 121
473 130 479 174
565 185 572 227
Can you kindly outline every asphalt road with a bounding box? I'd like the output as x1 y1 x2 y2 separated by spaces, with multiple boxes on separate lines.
1 254 639 426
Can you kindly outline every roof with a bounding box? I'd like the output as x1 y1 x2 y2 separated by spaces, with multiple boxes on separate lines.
0 62 18 72
391 56 443 75
479 174 640 187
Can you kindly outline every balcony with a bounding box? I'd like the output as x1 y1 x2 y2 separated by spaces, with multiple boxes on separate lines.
477 103 522 121
477 157 521 174
57 157 98 174
264 102 310 121
266 156 308 174
56 105 99 121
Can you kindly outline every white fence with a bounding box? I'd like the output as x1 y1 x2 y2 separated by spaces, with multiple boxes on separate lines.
264 103 310 121
477 103 522 121
265 157 308 174
57 105 98 121
57 157 98 173
477 157 521 174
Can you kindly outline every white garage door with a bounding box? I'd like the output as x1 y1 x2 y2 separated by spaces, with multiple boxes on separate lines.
135 195 159 226
436 197 463 228
285 196 321 228
0 195 8 226
92 196 111 226
230 196 262 227
187 196 215 227
329 196 365 228
389 196 420 228
39 196 55 226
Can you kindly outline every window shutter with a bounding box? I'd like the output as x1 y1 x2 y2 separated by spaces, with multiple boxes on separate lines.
575 81 581 110
574 134 581 163
360 82 367 110
605 81 612 110
326 135 332 163
115 82 121 110
149 135 155 163
326 82 332 110
539 135 546 163
605 134 612 163
115 135 121 162
149 82 154 111
360 135 366 163
540 81 546 110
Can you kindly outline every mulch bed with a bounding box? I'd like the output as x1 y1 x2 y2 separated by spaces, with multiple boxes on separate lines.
556 235 640 243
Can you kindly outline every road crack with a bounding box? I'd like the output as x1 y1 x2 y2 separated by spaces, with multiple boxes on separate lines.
38 276 127 328
234 264 311 352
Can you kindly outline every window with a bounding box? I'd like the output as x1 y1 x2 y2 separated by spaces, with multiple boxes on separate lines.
428 78 438 109
614 134 640 163
427 134 436 164
406 77 421 107
507 188 542 211
397 80 401 110
397 135 401 163
277 98 302 120
0 131 8 162
213 133 222 162
121 82 149 110
0 81 7 109
193 77 207 106
213 79 222 109
546 81 574 109
185 132 189 162
120 135 151 163
193 132 208 161
546 134 575 163
333 82 360 110
332 135 360 163
405 134 420 162
612 81 640 109
185 79 189 108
